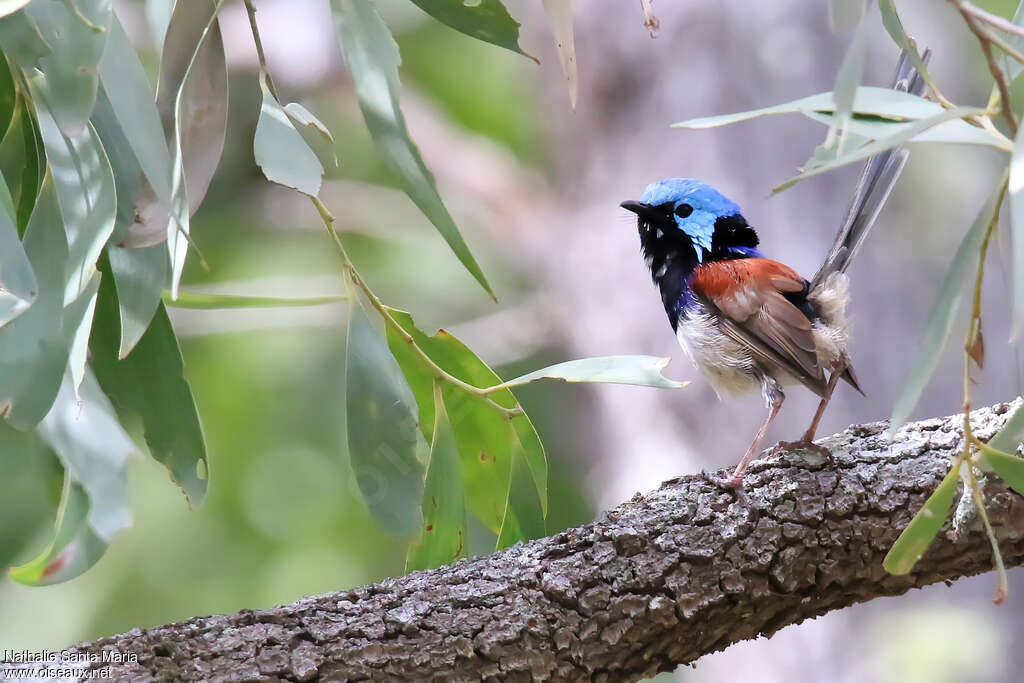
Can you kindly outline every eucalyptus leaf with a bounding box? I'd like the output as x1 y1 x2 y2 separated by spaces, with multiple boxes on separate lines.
1000 1 1024 83
383 307 547 544
774 106 985 193
674 87 954 130
990 403 1024 456
36 369 134 552
153 0 227 299
90 274 208 506
254 76 323 196
345 301 425 537
0 174 69 428
0 48 15 137
64 271 100 395
1011 124 1024 340
878 0 935 90
406 383 466 571
802 111 1003 148
0 167 37 328
0 10 50 66
982 446 1024 497
29 74 117 304
541 0 577 108
283 102 338 170
21 0 113 137
888 175 1007 436
500 355 688 390
408 0 535 61
883 461 960 575
331 0 494 298
163 290 345 309
8 476 107 586
826 12 868 154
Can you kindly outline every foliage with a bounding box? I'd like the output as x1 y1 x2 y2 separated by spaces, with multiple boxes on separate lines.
0 0 684 585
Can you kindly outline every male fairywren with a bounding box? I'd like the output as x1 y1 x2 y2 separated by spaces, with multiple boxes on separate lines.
621 51 927 488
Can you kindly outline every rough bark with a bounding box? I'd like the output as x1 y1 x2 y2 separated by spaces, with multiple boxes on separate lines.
26 402 1024 682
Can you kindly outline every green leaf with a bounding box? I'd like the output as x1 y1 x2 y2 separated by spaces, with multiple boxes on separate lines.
982 446 1024 497
878 0 935 90
98 16 174 214
830 0 865 32
673 87 955 130
888 175 1007 436
0 173 69 428
773 106 985 194
500 355 688 390
1000 1 1024 83
64 271 100 396
34 369 134 557
990 403 1024 456
0 93 45 234
331 0 494 299
0 10 50 67
90 273 208 506
406 382 467 571
19 0 113 137
345 301 425 536
283 102 338 170
8 475 107 586
0 167 37 328
145 0 173 52
407 0 535 61
0 48 16 137
383 307 547 544
541 0 577 109
1011 124 1024 340
802 111 1004 148
157 0 227 298
883 460 961 575
163 290 345 309
254 75 323 196
0 1 32 19
28 73 117 303
825 12 868 154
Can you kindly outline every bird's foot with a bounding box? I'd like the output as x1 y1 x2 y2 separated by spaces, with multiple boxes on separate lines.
775 438 833 465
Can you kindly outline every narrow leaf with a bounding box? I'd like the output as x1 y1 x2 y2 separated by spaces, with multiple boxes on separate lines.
0 167 37 328
0 174 70 428
773 106 985 193
8 476 107 586
541 0 577 108
673 87 954 130
499 355 688 390
254 75 323 196
1000 1 1024 83
408 0 535 61
888 175 1007 435
877 0 935 90
345 301 424 536
37 369 135 542
406 382 467 571
982 446 1024 497
883 460 961 574
29 74 117 303
331 0 494 298
802 111 1004 148
90 275 208 506
163 290 345 309
1011 122 1024 339
19 0 113 136
989 403 1024 455
826 13 869 153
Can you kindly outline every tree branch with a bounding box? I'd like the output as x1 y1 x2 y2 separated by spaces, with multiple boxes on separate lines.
22 401 1024 682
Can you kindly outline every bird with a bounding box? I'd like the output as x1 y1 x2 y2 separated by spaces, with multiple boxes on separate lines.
620 51 927 488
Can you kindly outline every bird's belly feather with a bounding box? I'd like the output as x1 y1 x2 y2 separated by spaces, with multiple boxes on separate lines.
675 307 760 398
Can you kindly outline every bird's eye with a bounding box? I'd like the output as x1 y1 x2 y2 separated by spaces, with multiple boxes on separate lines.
674 203 694 219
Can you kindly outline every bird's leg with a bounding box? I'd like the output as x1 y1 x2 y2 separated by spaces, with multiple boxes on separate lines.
717 387 784 489
802 365 843 442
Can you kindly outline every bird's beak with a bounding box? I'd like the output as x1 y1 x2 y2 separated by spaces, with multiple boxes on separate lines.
620 200 658 220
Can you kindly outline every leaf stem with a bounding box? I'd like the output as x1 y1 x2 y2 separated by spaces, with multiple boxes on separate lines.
243 5 523 420
960 1 1024 42
955 1 1019 136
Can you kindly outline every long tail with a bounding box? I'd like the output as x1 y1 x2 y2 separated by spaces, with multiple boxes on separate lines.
809 49 931 292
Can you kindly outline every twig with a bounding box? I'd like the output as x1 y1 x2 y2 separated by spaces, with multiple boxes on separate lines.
960 1 1024 42
955 1 1019 135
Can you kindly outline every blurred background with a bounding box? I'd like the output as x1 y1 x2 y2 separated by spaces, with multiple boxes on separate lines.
1 0 1022 680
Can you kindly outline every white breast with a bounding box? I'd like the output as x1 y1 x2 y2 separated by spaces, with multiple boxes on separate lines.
675 306 760 399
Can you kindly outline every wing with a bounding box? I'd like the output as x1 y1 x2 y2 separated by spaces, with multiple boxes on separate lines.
691 258 828 397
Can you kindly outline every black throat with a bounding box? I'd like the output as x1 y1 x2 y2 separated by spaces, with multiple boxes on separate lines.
636 212 760 330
